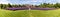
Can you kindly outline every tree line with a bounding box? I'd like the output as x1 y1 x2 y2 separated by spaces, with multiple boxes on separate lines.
0 3 60 9
39 3 60 8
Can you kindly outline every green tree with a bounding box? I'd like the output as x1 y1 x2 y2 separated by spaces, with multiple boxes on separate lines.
39 3 48 8
47 3 54 8
0 4 3 9
8 3 12 8
53 3 60 8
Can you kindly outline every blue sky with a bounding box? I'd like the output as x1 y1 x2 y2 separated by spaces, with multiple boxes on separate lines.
0 0 60 5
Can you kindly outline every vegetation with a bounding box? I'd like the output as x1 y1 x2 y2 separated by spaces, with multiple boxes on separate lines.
0 3 60 9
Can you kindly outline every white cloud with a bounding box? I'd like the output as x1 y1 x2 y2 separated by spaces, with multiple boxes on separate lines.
32 0 38 2
7 0 60 4
0 0 9 4
56 0 60 3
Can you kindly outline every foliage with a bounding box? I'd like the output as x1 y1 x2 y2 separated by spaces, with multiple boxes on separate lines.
0 3 60 9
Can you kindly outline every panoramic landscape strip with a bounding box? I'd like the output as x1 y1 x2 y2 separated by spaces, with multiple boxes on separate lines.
0 3 60 17
0 3 60 10
0 0 60 17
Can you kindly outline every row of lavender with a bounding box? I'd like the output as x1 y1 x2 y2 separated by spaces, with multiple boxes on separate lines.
5 7 55 10
31 8 55 10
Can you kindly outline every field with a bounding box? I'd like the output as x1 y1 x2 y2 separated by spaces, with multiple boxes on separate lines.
0 9 60 17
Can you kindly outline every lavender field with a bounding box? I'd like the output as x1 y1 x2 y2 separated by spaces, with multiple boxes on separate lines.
5 7 55 11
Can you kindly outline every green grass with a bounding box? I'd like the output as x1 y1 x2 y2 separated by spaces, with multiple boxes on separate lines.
0 9 60 17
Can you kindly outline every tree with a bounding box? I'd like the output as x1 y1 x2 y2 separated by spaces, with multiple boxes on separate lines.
39 3 44 8
39 3 48 8
53 3 60 8
39 3 54 8
8 3 12 8
47 3 54 8
2 4 7 9
0 4 3 9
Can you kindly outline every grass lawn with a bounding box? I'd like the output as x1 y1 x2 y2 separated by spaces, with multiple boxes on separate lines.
0 9 60 17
